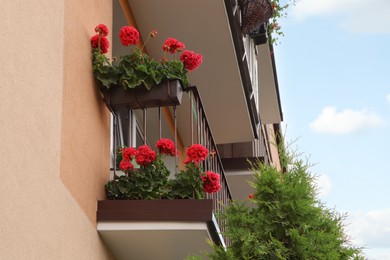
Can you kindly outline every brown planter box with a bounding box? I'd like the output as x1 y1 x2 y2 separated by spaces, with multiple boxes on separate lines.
97 199 213 222
99 79 183 112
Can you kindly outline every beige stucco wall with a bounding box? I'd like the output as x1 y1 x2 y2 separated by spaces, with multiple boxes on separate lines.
0 1 112 259
60 0 111 224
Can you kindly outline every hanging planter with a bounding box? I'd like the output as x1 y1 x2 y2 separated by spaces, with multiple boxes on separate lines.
99 79 183 112
239 0 273 35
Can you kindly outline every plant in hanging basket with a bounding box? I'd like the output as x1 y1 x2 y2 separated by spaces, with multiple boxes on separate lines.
91 24 202 110
239 0 273 35
239 0 295 45
105 140 221 200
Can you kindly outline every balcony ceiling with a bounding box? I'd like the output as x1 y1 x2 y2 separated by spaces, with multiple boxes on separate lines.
98 222 212 260
225 170 255 201
126 0 254 144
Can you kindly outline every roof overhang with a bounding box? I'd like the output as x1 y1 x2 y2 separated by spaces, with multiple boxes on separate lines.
125 0 257 144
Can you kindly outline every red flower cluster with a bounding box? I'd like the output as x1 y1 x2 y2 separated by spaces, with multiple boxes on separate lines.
91 34 109 54
119 160 134 171
248 193 255 200
162 38 185 54
119 145 157 171
95 24 109 37
118 147 137 172
185 144 209 165
135 145 157 166
201 171 221 193
120 26 139 46
122 147 137 160
180 50 203 71
156 138 176 156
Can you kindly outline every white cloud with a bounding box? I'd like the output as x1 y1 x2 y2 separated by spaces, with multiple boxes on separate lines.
310 106 385 134
291 0 390 33
365 248 390 260
314 174 332 198
347 209 390 250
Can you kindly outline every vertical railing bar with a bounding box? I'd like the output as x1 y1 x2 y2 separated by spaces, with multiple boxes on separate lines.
113 113 117 182
128 109 132 147
174 106 178 174
159 107 162 139
200 109 203 145
143 108 147 145
197 96 201 144
190 92 194 144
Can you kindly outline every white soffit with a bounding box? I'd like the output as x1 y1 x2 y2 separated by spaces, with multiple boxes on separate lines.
98 221 212 260
225 170 255 201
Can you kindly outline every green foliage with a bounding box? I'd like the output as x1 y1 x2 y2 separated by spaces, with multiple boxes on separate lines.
105 155 171 200
92 48 189 90
267 0 296 45
206 140 366 260
168 162 205 199
105 157 208 200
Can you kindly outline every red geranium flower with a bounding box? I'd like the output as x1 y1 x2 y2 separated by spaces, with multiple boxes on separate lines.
248 193 255 200
162 38 185 54
156 138 176 156
201 171 221 193
95 24 109 37
119 26 139 46
122 147 137 161
185 144 209 165
119 159 134 171
135 145 157 166
180 50 203 71
91 34 109 54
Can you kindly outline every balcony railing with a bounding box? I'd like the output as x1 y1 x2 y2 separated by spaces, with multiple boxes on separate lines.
108 85 232 246
186 86 233 245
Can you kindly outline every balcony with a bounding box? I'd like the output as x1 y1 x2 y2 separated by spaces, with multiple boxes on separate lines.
97 1 282 258
97 87 232 259
122 0 260 144
217 124 272 201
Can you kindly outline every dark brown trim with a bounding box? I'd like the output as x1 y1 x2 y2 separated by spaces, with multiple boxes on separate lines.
97 199 213 221
222 157 264 170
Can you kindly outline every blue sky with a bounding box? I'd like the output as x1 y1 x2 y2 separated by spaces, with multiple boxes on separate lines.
274 0 390 259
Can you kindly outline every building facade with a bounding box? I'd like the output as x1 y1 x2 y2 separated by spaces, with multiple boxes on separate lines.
1 1 282 259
